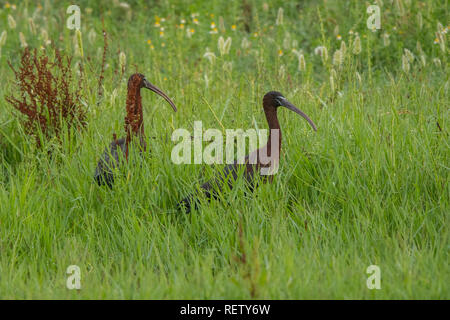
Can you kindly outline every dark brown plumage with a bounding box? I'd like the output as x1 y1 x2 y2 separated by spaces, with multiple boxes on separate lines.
178 91 317 213
94 73 177 187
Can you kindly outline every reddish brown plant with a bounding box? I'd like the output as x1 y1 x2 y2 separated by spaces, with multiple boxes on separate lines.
97 20 108 103
6 48 86 148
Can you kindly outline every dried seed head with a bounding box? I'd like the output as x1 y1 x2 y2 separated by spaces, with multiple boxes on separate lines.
74 61 81 76
436 31 446 53
126 10 132 21
88 29 96 44
119 2 130 9
41 28 49 43
110 88 118 105
278 64 286 79
340 40 347 56
432 58 441 67
355 71 362 85
276 7 284 26
223 61 233 73
420 54 426 67
402 54 410 73
218 37 224 54
0 31 7 47
332 49 343 67
333 25 339 36
28 18 36 35
330 68 337 80
119 51 126 71
97 47 103 59
8 15 16 29
404 48 414 63
19 32 27 48
283 32 291 50
218 36 232 55
395 0 405 16
299 54 306 71
76 29 84 58
223 37 232 55
203 50 216 64
352 35 361 55
314 46 328 63
416 41 423 54
292 49 301 57
382 33 390 46
219 16 225 32
241 37 250 50
204 74 209 88
416 12 423 30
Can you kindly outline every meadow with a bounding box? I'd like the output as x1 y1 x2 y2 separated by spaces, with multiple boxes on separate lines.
0 0 448 299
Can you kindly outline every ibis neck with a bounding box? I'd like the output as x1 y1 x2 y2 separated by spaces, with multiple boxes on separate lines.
125 86 146 150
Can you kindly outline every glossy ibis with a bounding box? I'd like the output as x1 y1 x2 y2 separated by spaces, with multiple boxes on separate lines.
94 73 177 187
178 91 317 213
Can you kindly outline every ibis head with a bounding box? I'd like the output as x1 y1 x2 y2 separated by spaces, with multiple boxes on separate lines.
263 91 317 131
127 73 177 112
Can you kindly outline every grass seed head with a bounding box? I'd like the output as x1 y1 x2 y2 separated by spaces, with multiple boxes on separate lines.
8 15 16 29
19 32 27 48
276 7 284 26
402 54 410 73
0 31 7 46
352 35 361 55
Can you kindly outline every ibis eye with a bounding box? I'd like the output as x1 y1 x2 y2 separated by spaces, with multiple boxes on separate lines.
275 96 285 106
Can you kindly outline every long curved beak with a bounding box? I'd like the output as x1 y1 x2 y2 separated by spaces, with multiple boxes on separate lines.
143 79 177 112
279 98 317 131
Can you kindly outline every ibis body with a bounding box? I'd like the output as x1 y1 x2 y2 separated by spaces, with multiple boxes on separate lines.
178 91 317 213
94 73 177 187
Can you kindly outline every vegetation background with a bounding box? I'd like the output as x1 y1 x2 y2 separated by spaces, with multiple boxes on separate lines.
0 0 448 299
